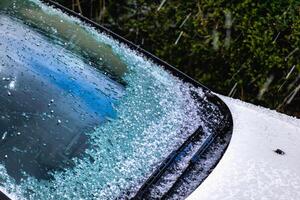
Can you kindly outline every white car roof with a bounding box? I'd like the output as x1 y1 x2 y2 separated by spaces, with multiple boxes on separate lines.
187 95 300 200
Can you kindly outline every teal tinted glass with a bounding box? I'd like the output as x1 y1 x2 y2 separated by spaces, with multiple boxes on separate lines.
0 1 223 199
0 14 124 181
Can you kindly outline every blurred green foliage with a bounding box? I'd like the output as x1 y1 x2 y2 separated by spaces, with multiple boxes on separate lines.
56 0 300 117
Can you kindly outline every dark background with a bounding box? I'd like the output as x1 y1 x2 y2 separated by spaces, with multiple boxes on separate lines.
54 0 300 117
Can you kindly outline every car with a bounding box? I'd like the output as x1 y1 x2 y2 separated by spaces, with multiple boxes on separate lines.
0 1 299 200
0 0 232 199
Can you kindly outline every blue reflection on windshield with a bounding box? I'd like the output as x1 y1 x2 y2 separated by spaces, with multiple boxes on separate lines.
0 15 124 181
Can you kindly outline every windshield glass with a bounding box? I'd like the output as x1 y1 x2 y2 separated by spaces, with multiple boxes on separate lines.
0 0 224 199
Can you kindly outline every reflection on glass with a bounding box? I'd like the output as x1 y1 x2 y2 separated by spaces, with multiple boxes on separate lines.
0 8 124 181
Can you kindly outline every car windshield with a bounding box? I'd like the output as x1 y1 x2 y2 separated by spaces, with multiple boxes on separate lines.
0 0 230 199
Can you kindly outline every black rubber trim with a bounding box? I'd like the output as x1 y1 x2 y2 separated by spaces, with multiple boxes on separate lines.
0 1 233 199
40 0 210 91
0 191 11 200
